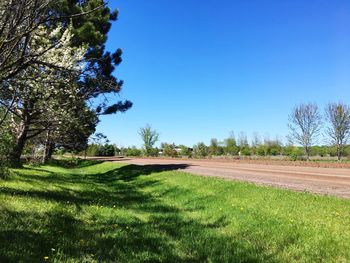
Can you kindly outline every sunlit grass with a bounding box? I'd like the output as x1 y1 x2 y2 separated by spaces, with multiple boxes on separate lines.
0 160 349 262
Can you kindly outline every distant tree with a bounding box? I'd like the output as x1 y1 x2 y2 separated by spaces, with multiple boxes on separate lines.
256 144 267 156
139 124 159 156
179 145 192 158
193 142 208 158
209 138 224 156
223 136 239 156
325 103 350 161
264 138 282 156
251 132 261 148
237 132 250 156
250 132 261 155
161 143 178 157
288 103 322 161
125 146 142 157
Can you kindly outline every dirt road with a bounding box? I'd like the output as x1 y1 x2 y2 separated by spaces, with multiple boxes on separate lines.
96 157 350 198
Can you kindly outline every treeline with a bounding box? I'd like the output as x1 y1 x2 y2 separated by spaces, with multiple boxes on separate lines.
59 103 350 162
81 139 350 161
132 102 350 161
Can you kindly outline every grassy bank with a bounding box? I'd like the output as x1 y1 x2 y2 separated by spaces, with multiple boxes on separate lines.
0 160 349 262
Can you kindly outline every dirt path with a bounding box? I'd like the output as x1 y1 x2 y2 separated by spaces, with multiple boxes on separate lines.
94 157 350 198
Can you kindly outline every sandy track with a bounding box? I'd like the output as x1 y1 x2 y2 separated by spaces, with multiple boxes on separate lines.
94 157 350 198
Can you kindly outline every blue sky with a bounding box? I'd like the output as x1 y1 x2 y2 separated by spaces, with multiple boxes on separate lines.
96 0 350 147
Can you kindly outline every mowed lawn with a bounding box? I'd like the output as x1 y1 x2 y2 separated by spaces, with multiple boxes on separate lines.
0 161 350 262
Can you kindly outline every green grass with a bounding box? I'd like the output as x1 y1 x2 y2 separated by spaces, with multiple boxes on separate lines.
0 160 350 262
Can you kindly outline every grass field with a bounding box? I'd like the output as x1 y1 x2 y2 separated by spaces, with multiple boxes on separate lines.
0 160 350 262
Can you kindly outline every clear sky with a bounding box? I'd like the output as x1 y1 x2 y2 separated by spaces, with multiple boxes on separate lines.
96 0 350 147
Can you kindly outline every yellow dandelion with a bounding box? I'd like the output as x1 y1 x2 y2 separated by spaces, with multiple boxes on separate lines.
44 256 49 260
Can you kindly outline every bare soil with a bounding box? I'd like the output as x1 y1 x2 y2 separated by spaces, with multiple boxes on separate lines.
93 157 350 198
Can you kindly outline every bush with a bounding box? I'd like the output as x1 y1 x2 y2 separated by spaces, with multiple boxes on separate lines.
179 145 192 158
193 142 208 158
287 147 304 161
161 143 178 157
86 144 99 156
256 145 267 156
85 144 115 156
125 147 142 157
240 147 251 156
146 148 159 157
223 138 239 156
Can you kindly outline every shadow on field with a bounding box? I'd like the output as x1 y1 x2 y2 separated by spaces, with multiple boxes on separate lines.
0 162 274 263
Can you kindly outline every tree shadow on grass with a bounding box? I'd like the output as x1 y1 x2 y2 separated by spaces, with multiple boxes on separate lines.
0 163 276 263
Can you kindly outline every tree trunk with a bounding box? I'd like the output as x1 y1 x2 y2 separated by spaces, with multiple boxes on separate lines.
305 147 310 161
8 128 28 167
42 130 54 164
337 144 342 162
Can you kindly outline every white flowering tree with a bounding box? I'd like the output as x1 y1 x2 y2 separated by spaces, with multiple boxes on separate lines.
5 25 87 166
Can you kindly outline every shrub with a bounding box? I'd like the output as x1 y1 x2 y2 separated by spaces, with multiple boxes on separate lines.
161 143 178 157
223 138 239 156
256 145 267 156
85 144 116 156
240 147 251 156
179 145 192 158
125 147 142 157
193 142 208 158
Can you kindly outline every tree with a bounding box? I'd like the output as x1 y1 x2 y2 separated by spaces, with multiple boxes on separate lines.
288 103 322 161
5 26 87 166
223 135 239 156
325 103 350 161
1 1 132 166
0 0 53 83
0 108 14 177
208 138 223 156
41 101 99 162
193 142 208 158
139 125 159 156
161 143 178 157
237 132 251 156
178 145 192 158
0 0 108 91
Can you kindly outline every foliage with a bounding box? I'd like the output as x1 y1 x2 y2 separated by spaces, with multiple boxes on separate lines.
0 110 14 177
161 143 178 157
223 137 239 156
193 142 208 158
85 144 115 156
139 124 159 156
0 128 13 178
283 146 304 161
240 146 251 156
178 145 193 158
208 138 224 156
125 147 142 157
0 0 132 166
